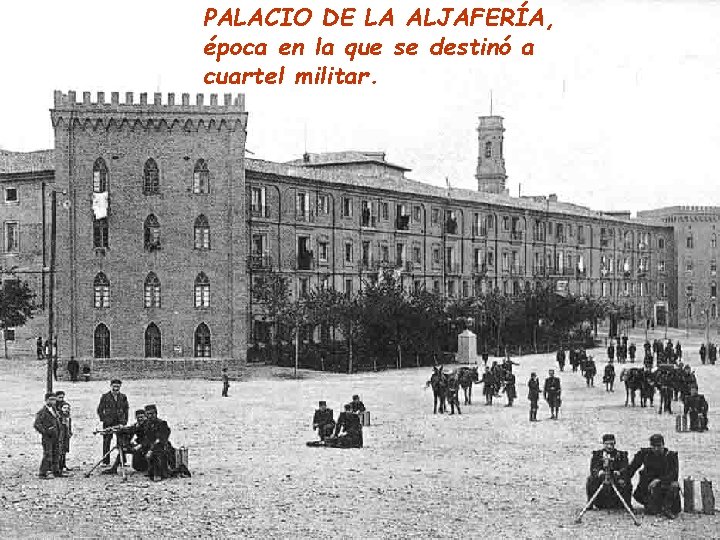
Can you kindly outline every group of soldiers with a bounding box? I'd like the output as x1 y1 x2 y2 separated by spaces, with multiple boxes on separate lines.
95 379 188 480
586 433 681 519
699 342 718 364
310 395 365 448
527 369 562 421
478 357 520 407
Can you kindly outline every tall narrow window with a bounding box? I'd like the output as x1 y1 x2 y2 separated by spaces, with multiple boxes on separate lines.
144 214 161 251
250 186 266 216
484 141 492 158
4 222 19 252
93 158 108 193
144 272 161 308
94 324 110 358
194 323 212 357
143 158 160 195
194 215 210 250
145 323 162 358
93 219 108 249
193 159 209 194
94 273 110 308
194 272 210 308
712 234 717 249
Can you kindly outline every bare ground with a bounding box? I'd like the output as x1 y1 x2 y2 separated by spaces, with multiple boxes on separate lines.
0 328 719 539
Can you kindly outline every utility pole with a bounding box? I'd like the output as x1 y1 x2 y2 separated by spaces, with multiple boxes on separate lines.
46 191 57 393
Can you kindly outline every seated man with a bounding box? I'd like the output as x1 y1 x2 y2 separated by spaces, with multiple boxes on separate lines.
586 434 631 509
349 394 366 413
328 403 363 448
312 401 335 441
103 409 149 474
140 404 175 481
627 434 681 519
684 386 709 432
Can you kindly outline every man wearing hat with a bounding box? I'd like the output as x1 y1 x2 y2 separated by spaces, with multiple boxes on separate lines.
312 401 335 441
627 434 681 518
349 395 366 413
33 392 64 478
102 409 150 475
96 379 129 465
141 404 174 481
527 372 540 422
684 386 709 432
586 434 631 509
543 369 562 420
330 403 363 448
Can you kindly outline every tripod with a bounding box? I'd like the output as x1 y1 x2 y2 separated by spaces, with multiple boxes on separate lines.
84 444 128 481
575 476 640 526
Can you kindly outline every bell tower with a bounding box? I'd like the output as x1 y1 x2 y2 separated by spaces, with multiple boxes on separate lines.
475 116 507 194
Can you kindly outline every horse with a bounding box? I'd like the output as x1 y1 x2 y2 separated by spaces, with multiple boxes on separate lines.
456 366 480 405
427 366 449 414
620 367 644 406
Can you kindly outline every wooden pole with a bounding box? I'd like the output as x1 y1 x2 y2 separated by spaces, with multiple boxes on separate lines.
47 191 57 393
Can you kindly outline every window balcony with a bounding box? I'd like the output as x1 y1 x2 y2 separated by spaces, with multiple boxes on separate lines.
248 254 273 270
395 215 410 231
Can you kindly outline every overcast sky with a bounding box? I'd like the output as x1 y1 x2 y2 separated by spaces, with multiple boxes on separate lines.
1 0 718 212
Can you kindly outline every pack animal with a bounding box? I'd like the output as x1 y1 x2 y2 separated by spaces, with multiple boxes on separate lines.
427 366 449 414
620 367 644 406
456 366 479 405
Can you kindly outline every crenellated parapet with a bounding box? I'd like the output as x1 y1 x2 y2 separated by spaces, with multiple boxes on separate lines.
51 90 247 132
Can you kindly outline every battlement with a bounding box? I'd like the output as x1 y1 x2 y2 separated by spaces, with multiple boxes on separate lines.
53 90 245 113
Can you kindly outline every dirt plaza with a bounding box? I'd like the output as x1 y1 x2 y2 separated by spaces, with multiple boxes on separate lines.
1 329 719 539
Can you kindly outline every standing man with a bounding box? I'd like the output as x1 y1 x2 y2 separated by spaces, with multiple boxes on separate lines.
33 392 63 478
684 386 709 432
527 372 540 422
556 348 566 372
699 343 707 364
503 367 517 407
221 367 230 397
627 434 681 519
36 336 44 360
97 379 129 465
603 360 616 392
544 369 562 420
607 341 615 362
629 342 637 363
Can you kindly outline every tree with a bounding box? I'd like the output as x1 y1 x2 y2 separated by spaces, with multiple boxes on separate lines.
0 275 37 358
250 269 290 363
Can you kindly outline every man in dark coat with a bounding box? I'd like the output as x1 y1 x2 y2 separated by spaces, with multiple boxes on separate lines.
628 343 636 363
585 357 597 387
556 348 566 372
103 409 150 474
627 434 681 518
349 394 366 413
607 342 615 362
543 369 562 420
33 392 64 478
480 367 496 405
710 342 718 365
586 434 632 509
527 372 540 421
36 336 44 360
312 401 335 441
684 386 709 432
700 343 707 364
330 403 363 448
603 360 615 392
67 358 80 382
503 369 517 407
141 404 174 481
96 379 129 465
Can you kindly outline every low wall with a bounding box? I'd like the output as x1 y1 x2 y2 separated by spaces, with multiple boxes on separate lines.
57 357 245 381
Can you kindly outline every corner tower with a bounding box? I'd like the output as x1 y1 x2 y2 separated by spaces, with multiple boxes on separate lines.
475 116 507 194
50 91 248 370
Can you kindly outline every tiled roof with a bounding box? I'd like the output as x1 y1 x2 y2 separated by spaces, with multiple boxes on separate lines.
0 149 54 174
246 158 667 228
285 151 410 171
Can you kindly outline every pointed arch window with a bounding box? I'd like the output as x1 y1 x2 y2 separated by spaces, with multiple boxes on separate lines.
93 158 108 193
144 214 161 251
194 323 211 357
94 324 110 358
484 141 492 159
143 158 160 195
194 215 210 250
144 272 161 308
94 273 110 308
193 159 210 194
145 323 162 358
194 272 210 307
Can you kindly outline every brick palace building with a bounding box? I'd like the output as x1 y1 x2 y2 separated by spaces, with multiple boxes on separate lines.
0 90 684 367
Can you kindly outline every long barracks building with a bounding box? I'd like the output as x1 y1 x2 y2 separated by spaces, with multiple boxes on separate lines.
0 90 682 367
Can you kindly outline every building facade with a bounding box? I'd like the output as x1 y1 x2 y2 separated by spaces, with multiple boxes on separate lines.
639 206 720 330
0 92 682 365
